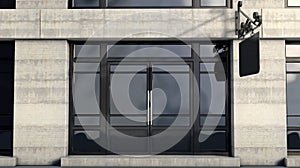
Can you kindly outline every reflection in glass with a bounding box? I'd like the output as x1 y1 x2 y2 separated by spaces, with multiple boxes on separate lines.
73 131 101 152
0 131 12 149
75 116 100 126
73 74 100 114
200 74 225 114
110 116 146 126
288 0 300 6
74 63 100 73
75 45 100 58
200 45 217 57
153 116 190 126
200 116 225 126
110 73 147 115
153 65 190 72
288 131 300 149
107 0 192 7
286 45 300 57
152 73 190 115
107 45 191 58
73 0 100 7
287 63 300 72
201 0 226 6
287 74 300 115
110 65 147 72
199 131 226 150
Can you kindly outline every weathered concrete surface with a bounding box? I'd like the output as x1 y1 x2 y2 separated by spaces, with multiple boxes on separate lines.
263 9 300 38
0 156 17 167
40 9 235 39
61 155 240 167
0 10 40 38
16 0 68 9
233 0 285 9
232 40 287 165
285 156 300 167
14 41 69 165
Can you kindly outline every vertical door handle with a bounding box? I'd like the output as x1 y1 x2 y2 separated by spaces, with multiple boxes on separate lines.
147 90 150 126
150 90 153 126
147 90 153 126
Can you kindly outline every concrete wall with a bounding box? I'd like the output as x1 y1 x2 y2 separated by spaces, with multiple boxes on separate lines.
0 0 296 166
232 40 287 165
14 41 69 165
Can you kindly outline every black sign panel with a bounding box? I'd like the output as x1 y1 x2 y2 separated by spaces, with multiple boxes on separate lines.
239 32 260 77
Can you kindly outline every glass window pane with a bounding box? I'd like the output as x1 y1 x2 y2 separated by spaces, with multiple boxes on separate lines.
288 0 300 6
74 63 100 73
288 117 300 127
0 61 14 73
73 74 100 114
200 116 225 126
287 74 300 115
73 130 101 152
0 74 13 115
0 42 14 59
199 130 226 151
110 116 146 126
110 65 147 72
287 45 300 57
200 45 217 57
152 116 190 126
75 45 100 58
107 45 191 58
110 73 147 115
288 131 300 149
107 0 192 7
0 131 12 149
200 74 226 114
200 62 226 73
152 73 190 115
153 65 190 72
73 0 100 7
201 0 226 6
0 117 13 127
75 116 100 126
287 63 300 72
0 0 15 9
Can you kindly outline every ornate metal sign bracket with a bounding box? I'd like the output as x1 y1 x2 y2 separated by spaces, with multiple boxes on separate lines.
235 1 262 39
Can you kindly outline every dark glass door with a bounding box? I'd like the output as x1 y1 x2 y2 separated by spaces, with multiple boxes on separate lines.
108 63 192 154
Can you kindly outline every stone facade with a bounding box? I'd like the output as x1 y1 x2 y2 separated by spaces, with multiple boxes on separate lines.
0 0 297 166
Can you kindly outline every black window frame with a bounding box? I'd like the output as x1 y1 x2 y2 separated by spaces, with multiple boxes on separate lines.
69 40 231 156
0 41 14 157
286 41 300 155
69 0 232 9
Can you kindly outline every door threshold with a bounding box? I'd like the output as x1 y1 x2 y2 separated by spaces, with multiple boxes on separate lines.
61 155 240 167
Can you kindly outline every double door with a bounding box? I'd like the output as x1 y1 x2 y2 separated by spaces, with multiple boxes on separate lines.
107 62 194 154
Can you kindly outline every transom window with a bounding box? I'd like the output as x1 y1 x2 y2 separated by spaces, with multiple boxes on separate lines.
70 41 230 155
287 42 300 153
70 0 230 8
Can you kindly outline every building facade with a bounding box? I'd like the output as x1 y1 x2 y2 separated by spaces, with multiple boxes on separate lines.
0 0 300 167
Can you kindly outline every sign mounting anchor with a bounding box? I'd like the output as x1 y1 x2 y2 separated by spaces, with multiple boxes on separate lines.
235 1 262 39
